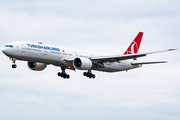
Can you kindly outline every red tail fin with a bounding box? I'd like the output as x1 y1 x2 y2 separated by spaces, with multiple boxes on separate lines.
124 32 143 55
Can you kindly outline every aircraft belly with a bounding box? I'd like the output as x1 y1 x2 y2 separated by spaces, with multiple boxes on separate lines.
92 62 139 72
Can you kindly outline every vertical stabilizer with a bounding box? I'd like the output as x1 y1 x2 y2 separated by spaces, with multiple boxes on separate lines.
124 32 143 55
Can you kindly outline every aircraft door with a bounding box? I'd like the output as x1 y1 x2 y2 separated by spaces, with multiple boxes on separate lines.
21 44 26 52
16 45 20 52
40 49 49 59
74 52 78 57
41 49 48 55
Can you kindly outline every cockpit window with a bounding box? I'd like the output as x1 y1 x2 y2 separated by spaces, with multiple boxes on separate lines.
5 45 13 48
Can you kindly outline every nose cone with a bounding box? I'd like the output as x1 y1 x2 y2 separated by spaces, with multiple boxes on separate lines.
2 47 12 56
2 47 7 54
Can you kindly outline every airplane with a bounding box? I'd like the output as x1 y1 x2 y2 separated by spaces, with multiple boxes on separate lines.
2 32 176 79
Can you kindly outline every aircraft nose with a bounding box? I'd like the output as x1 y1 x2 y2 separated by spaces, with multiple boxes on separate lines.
2 47 10 55
2 47 7 54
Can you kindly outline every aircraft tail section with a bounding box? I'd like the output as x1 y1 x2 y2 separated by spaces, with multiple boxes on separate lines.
124 32 143 55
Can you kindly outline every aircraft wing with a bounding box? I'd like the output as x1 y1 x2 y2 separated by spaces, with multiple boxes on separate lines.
91 49 176 63
64 53 146 63
64 49 176 65
91 53 146 62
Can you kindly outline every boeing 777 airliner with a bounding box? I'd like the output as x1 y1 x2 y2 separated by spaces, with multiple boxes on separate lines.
2 32 176 79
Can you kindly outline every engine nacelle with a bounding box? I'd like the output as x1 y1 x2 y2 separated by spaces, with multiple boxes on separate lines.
73 57 92 70
28 62 46 71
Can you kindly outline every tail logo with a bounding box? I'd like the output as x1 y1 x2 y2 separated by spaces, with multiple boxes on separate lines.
125 41 138 54
130 41 138 54
124 32 143 55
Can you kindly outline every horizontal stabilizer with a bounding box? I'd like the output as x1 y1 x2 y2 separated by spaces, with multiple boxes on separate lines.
131 61 167 65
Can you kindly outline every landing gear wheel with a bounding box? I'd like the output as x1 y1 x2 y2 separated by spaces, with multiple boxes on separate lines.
66 75 70 79
83 70 96 79
12 64 17 68
62 73 65 78
57 67 70 79
83 72 87 76
61 73 70 79
57 72 61 76
92 74 95 78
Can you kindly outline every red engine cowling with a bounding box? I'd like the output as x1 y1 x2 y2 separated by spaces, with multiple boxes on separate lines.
73 57 92 70
28 62 46 71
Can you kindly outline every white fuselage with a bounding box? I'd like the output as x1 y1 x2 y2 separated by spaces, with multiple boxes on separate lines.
2 41 140 72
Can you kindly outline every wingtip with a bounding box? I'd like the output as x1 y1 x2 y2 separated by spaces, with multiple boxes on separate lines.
169 48 178 51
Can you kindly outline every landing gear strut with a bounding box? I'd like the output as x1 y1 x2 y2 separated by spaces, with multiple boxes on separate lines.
83 70 95 79
57 67 70 79
10 58 17 68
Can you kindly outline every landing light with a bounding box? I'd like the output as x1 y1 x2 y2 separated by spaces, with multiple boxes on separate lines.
67 66 71 69
9 57 13 61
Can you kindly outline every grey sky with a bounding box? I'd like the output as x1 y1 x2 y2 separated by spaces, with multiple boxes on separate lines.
0 0 180 120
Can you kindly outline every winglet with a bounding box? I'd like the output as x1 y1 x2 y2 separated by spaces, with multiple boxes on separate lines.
124 32 143 55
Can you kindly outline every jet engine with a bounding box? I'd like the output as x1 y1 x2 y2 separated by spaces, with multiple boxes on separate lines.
28 62 46 71
73 57 92 70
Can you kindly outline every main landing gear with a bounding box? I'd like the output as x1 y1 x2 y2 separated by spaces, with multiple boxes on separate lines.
83 70 95 79
57 67 70 79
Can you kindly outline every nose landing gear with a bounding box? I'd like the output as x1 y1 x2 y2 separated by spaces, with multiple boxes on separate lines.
10 57 17 68
12 64 17 68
